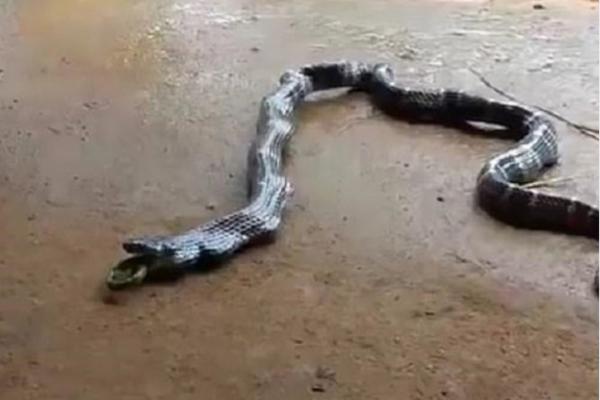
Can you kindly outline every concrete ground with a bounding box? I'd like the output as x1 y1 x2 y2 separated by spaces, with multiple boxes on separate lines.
0 0 598 398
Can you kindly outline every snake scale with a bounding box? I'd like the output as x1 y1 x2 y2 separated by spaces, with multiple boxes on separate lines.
107 61 599 292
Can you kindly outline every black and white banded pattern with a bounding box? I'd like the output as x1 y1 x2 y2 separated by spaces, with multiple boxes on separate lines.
110 61 598 291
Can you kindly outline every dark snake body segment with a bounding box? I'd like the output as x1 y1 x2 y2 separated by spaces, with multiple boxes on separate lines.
121 61 599 288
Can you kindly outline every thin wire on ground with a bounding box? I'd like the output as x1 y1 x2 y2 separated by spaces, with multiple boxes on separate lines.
469 68 599 141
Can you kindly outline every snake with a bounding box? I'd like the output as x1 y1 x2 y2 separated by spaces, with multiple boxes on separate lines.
106 61 599 292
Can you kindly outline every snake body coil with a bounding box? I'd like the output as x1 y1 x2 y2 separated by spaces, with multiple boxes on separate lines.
108 61 598 290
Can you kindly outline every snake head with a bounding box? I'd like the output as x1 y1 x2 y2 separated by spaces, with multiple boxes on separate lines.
109 236 188 290
122 236 177 256
106 253 186 290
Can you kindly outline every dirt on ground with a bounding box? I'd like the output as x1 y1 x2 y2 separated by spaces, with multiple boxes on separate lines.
0 0 598 399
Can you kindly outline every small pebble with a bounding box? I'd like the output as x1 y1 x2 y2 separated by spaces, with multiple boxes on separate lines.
311 383 326 393
315 366 336 381
27 214 36 221
436 196 445 202
533 3 545 9
250 46 260 52
206 202 216 211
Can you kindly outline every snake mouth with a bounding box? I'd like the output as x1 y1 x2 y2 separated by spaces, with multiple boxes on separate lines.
106 254 186 290
106 255 152 290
